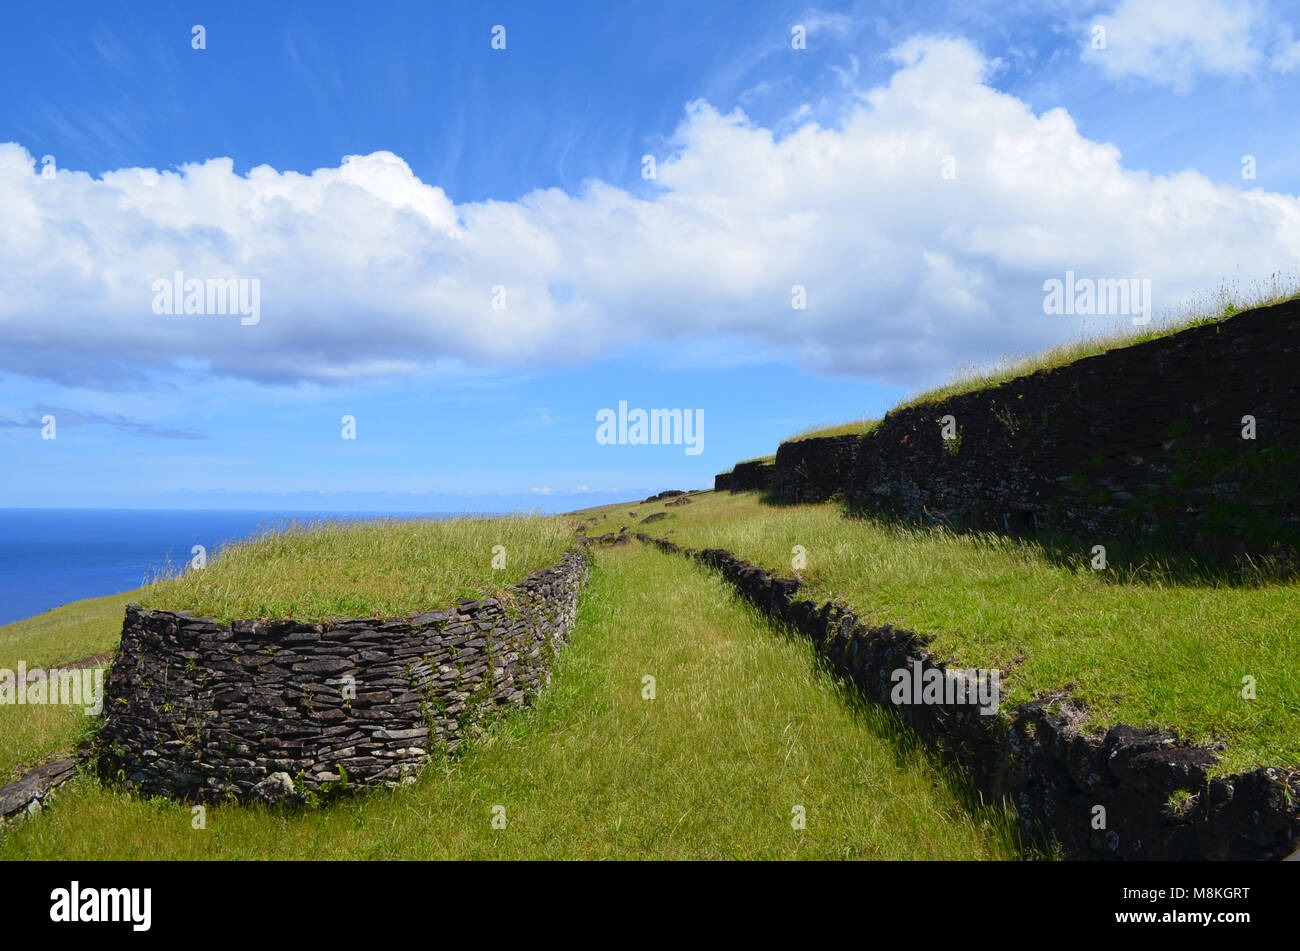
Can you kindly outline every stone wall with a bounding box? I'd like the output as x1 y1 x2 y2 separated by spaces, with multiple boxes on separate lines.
0 759 77 828
94 551 589 804
773 299 1300 558
636 533 1300 860
721 460 775 494
774 435 860 503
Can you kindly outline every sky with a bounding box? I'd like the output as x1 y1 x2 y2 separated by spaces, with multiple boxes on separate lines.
2 0 1299 512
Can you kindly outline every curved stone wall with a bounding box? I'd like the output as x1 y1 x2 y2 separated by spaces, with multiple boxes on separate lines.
94 550 588 803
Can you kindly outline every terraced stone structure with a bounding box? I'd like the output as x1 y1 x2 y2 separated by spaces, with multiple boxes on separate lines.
750 299 1300 558
718 459 775 494
774 435 860 503
95 551 588 803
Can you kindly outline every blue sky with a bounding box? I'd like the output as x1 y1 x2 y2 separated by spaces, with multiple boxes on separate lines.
2 0 1299 512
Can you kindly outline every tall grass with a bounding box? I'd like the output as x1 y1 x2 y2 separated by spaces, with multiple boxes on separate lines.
137 514 572 622
785 418 882 443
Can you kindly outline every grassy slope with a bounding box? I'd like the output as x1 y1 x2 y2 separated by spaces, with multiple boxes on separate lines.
137 515 571 623
0 590 137 784
2 543 1023 859
622 492 1300 775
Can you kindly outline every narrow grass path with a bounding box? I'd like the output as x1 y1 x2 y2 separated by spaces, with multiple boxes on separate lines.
2 543 1022 859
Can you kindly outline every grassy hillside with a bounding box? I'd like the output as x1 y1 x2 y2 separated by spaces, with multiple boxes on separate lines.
136 514 572 623
0 590 138 784
610 491 1300 775
2 543 1025 859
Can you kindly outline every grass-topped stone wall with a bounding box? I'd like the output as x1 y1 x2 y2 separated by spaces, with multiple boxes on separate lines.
774 298 1300 558
719 459 775 494
774 434 861 503
94 550 588 804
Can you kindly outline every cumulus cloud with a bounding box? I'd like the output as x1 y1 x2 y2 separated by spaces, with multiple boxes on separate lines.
1 34 1298 391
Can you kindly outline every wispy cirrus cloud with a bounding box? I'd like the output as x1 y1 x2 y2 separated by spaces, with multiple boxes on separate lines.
0 405 206 439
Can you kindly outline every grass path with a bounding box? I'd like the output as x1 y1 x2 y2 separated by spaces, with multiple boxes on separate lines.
2 542 1022 859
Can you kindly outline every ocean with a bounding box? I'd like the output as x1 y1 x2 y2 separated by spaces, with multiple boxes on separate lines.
0 509 442 627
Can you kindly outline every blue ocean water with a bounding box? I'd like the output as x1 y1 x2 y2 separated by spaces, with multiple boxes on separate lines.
0 509 437 627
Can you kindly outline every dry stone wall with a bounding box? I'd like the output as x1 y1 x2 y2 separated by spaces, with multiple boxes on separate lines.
717 460 775 494
0 759 77 827
774 435 860 503
94 550 588 804
761 299 1300 559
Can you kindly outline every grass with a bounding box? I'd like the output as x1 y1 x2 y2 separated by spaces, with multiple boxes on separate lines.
0 590 136 784
0 698 99 787
2 542 1025 859
721 453 777 471
787 273 1300 444
136 514 572 623
0 588 137 672
784 417 881 443
624 491 1300 775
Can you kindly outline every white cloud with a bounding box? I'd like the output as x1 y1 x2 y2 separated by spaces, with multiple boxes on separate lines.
2 35 1299 392
1082 0 1275 90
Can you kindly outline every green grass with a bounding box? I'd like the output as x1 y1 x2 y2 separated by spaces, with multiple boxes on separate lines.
784 417 881 443
787 274 1300 443
724 453 777 469
627 491 1300 775
0 590 136 784
0 588 137 672
2 542 1024 859
136 514 572 623
0 697 100 787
